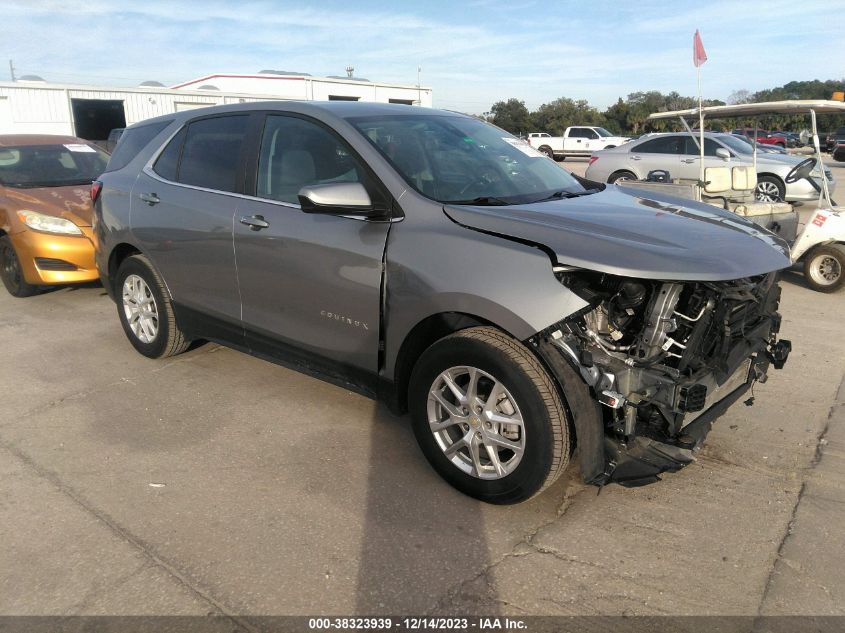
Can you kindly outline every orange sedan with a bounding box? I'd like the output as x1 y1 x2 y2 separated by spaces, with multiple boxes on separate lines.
0 135 108 297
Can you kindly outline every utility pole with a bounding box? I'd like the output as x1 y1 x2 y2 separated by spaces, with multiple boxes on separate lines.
416 65 421 105
8 59 16 82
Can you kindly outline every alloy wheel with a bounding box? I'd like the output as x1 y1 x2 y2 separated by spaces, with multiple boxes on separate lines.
122 274 159 343
808 254 842 287
755 181 782 202
427 366 526 480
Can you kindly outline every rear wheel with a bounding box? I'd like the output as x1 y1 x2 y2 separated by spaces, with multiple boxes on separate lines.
0 236 39 298
803 245 845 293
115 254 190 358
409 327 570 504
538 145 554 160
608 170 636 184
756 175 785 202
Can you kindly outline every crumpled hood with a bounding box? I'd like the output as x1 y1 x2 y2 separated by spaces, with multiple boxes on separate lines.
443 186 791 281
1 184 93 227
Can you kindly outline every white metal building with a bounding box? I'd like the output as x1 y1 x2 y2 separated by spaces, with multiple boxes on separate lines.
0 71 432 142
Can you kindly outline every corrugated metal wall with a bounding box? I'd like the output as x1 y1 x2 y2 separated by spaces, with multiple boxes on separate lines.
0 85 283 136
0 80 432 137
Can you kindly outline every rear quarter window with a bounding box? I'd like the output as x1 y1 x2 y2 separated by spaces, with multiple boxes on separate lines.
103 120 172 173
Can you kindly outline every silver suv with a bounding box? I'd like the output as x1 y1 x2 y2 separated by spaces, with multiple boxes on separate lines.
585 131 835 202
94 102 792 503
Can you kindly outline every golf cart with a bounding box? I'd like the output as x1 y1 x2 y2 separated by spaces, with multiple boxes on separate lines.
623 100 845 293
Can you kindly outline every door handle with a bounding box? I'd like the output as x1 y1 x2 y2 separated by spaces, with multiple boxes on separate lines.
630 155 642 161
240 214 270 231
682 158 697 163
139 192 160 205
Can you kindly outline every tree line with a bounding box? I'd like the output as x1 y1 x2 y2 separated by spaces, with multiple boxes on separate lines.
484 79 845 136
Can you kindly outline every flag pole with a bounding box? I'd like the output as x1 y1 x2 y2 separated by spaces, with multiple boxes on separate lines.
697 59 704 187
693 29 707 189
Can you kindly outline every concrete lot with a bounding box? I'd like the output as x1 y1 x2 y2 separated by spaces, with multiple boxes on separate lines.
1 158 844 624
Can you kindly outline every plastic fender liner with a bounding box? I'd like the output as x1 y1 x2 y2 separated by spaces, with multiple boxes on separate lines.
535 338 606 484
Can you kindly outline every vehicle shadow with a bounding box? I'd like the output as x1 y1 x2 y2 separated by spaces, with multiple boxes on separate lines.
354 404 501 616
779 267 811 291
34 280 103 295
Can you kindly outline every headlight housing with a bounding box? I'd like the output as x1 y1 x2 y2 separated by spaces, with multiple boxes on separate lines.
17 210 83 236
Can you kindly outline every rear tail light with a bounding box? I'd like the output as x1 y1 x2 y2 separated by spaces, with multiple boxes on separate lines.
91 180 103 204
588 156 599 167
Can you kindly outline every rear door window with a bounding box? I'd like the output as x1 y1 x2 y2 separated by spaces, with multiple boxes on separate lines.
632 136 684 154
176 115 249 193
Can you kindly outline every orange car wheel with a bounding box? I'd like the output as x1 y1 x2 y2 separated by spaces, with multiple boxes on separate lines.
0 236 40 298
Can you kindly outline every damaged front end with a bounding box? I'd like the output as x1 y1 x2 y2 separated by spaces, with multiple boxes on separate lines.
533 269 791 487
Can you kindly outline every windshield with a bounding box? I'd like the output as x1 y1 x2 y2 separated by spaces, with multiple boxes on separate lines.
594 127 614 137
717 135 753 155
349 114 587 205
0 143 109 188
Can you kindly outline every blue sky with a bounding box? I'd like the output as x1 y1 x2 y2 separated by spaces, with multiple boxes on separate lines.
3 0 845 113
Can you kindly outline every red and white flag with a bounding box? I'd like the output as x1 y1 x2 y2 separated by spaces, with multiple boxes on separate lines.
693 29 708 67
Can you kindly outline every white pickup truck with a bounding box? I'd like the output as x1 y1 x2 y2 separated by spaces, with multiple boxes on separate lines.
527 126 631 160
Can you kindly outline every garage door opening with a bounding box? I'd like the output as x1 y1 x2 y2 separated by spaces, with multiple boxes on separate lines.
71 99 127 144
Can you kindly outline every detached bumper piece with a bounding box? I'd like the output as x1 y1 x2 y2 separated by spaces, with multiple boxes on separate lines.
601 367 757 486
602 437 695 487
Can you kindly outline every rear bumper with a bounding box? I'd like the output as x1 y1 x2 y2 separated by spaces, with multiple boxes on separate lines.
11 228 99 286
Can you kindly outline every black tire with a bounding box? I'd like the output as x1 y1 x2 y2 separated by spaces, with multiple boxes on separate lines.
115 254 190 358
409 326 570 504
538 145 554 160
608 170 636 184
803 245 845 293
755 175 786 202
0 235 40 297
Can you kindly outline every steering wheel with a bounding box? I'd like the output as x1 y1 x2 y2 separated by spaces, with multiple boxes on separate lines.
785 157 817 184
458 171 500 196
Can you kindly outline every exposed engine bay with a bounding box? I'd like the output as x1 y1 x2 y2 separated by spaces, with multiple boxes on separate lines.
534 269 792 486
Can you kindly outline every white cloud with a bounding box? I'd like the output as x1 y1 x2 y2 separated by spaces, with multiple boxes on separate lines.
3 0 845 114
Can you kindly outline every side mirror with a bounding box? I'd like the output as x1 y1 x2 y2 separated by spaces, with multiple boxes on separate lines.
298 182 384 219
715 147 731 161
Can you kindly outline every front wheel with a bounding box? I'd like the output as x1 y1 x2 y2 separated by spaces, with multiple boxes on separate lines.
409 327 570 504
115 254 191 358
756 175 785 202
0 236 39 297
538 145 554 160
803 245 845 293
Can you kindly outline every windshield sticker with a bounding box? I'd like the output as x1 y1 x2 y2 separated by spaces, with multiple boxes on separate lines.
502 137 546 158
63 144 97 153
